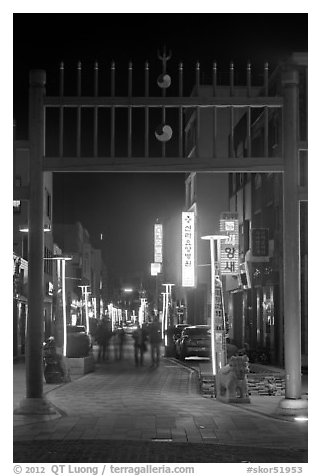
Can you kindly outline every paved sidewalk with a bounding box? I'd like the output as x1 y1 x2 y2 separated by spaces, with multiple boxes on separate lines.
13 344 308 463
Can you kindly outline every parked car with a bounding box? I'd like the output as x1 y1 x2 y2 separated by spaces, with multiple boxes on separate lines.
66 325 91 358
175 325 211 360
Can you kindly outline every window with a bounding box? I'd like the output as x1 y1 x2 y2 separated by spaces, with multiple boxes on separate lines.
14 176 22 213
298 67 308 142
299 150 308 188
44 247 53 275
22 236 28 260
254 174 262 190
232 174 236 193
46 190 52 219
13 200 21 213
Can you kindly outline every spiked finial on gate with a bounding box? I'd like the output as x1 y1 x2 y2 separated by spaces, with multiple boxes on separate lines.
264 62 269 95
77 61 82 96
144 61 149 97
157 46 172 89
230 61 234 95
59 61 64 97
157 45 172 70
94 61 99 96
212 61 217 96
247 61 252 96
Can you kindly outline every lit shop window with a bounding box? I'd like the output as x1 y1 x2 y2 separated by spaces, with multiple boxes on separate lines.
13 200 21 213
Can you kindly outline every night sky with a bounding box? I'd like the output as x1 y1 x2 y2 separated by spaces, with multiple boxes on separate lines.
13 13 308 281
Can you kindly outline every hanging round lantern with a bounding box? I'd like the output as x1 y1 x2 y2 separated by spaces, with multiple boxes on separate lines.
155 124 173 142
157 73 171 89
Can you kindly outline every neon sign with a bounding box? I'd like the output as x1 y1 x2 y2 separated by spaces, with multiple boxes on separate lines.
154 224 163 263
219 212 239 274
182 212 195 287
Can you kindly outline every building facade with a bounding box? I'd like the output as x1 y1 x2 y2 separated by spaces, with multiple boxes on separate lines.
228 53 308 366
181 54 307 367
13 128 54 355
53 221 107 325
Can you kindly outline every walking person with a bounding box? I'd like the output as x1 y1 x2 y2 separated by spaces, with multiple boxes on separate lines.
113 322 125 361
94 318 111 361
148 316 162 367
132 322 148 366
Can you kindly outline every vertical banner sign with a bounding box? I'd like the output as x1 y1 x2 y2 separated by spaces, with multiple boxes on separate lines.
182 212 195 287
215 284 224 328
219 212 239 274
154 224 163 263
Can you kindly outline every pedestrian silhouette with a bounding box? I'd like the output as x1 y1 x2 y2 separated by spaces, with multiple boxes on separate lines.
132 322 148 367
113 322 125 360
148 316 162 367
94 318 112 361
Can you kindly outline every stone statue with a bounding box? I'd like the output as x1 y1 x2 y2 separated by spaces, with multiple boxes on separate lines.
216 355 251 403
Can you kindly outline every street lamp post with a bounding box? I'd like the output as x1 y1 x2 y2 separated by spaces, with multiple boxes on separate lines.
48 255 73 357
123 288 133 322
78 285 91 333
161 292 166 339
64 277 82 325
162 283 175 347
201 235 228 381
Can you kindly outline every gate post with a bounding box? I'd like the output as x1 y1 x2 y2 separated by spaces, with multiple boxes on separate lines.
14 70 57 415
279 67 307 414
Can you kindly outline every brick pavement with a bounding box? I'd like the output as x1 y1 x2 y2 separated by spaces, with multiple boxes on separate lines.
13 342 308 462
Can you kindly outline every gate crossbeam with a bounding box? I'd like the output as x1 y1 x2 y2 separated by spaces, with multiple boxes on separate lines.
44 96 283 108
43 156 284 173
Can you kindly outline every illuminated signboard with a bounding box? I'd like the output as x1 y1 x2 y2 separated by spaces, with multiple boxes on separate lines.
154 224 163 263
182 212 195 287
151 262 161 276
219 212 239 274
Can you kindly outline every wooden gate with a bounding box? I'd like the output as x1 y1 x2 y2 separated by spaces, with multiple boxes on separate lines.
40 56 284 172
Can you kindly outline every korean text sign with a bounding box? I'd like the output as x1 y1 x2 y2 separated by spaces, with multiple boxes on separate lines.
219 212 239 274
182 212 195 287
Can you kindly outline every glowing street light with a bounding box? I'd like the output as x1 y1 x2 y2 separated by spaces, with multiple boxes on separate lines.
201 235 228 379
19 224 51 233
139 297 147 326
162 283 175 346
78 285 91 333
161 292 166 339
